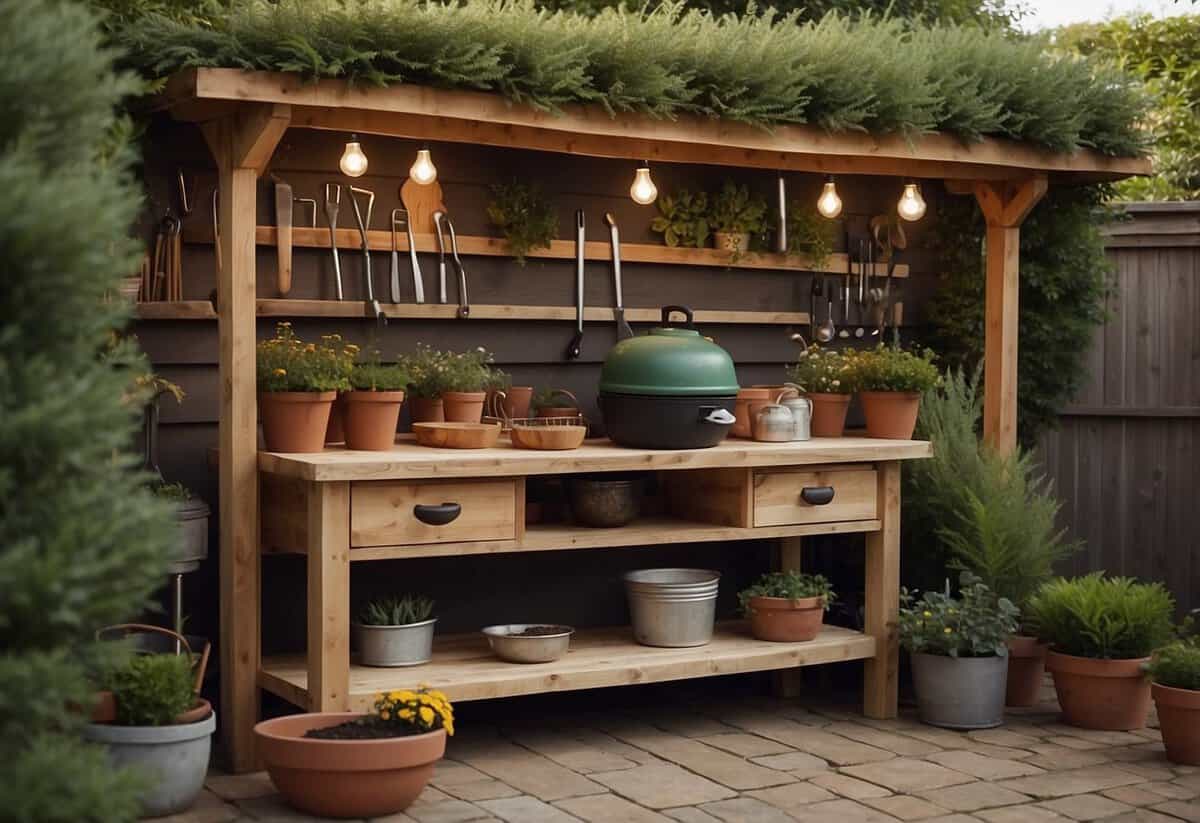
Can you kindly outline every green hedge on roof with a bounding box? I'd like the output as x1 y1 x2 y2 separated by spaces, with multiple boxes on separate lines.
113 0 1149 157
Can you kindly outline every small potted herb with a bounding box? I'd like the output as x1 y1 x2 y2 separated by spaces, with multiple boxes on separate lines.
738 571 835 642
343 357 410 451
850 345 939 439
487 181 559 265
399 345 494 424
152 481 210 576
354 595 436 667
257 323 352 452
1027 573 1175 730
1148 629 1200 765
255 688 453 817
533 388 581 419
785 205 835 269
709 182 767 255
785 345 855 437
899 572 1020 729
650 189 710 249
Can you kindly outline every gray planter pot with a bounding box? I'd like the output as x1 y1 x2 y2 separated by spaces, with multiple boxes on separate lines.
84 710 215 817
168 498 210 575
355 618 436 666
911 652 1008 729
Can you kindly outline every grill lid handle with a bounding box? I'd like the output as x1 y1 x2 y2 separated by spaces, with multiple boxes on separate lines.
701 407 736 425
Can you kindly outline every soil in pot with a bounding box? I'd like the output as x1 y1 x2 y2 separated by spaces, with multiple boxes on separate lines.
259 391 336 453
1006 635 1049 707
343 390 405 451
807 393 851 437
1046 650 1152 730
911 652 1008 729
408 396 444 424
860 391 921 439
305 718 435 741
442 391 486 423
1153 683 1200 765
747 596 825 642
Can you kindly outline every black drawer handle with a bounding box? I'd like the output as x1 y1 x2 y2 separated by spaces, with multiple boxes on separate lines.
800 486 835 506
413 502 462 526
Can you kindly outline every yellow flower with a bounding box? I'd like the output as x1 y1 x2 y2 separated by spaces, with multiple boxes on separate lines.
380 710 391 720
399 708 414 720
273 368 287 376
388 691 404 702
419 706 435 724
943 627 953 634
398 690 417 702
922 610 932 618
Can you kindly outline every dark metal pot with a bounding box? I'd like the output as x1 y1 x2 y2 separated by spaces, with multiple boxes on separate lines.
568 474 644 527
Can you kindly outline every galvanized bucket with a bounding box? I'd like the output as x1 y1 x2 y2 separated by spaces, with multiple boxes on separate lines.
911 652 1008 729
354 618 436 667
623 568 720 648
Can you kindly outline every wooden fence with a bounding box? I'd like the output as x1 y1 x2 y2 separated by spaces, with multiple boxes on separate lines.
1040 202 1200 615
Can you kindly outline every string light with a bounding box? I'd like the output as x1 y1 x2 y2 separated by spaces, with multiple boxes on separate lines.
339 135 368 177
629 161 658 205
409 146 438 185
897 182 927 222
816 176 843 219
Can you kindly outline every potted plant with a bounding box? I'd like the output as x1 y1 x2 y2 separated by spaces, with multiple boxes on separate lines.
486 180 559 265
84 653 215 817
1026 573 1175 730
738 571 836 642
650 189 710 248
354 595 436 667
785 205 835 269
899 572 1020 729
401 345 494 424
533 388 581 419
343 357 409 451
785 345 854 437
709 182 767 255
850 345 939 439
257 322 352 452
399 343 449 424
255 688 453 818
1148 630 1200 765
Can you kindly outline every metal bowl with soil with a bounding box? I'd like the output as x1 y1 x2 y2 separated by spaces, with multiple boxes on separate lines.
481 624 575 663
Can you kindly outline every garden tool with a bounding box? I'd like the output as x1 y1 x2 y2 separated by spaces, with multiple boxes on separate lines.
323 183 344 300
391 208 423 304
349 185 385 327
567 210 585 359
776 174 787 253
432 210 449 304
437 212 469 319
294 197 317 228
273 178 294 295
604 212 634 340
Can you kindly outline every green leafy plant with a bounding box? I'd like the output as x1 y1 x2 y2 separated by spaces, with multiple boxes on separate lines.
532 388 577 410
152 481 192 501
358 595 435 627
738 572 835 615
350 362 410 392
899 572 1019 658
785 345 855 394
786 205 834 269
851 345 940 393
1026 573 1176 660
399 344 494 398
486 180 558 265
256 322 354 393
109 653 195 726
708 182 767 235
650 189 710 248
1148 630 1200 691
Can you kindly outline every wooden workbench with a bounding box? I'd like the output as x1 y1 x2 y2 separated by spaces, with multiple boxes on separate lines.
253 437 930 742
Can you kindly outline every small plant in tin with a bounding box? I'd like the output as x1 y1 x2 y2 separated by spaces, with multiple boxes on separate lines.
899 572 1019 658
358 595 436 627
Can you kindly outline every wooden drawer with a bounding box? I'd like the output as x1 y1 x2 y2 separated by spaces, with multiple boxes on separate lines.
351 479 517 547
753 466 877 527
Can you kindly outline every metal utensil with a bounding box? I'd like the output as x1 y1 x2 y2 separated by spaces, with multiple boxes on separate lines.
816 275 836 343
604 212 634 340
323 183 343 300
441 213 469 319
855 240 868 338
810 276 822 342
349 185 385 326
776 174 788 253
274 180 293 295
294 198 317 228
391 209 424 303
432 210 449 304
567 209 585 359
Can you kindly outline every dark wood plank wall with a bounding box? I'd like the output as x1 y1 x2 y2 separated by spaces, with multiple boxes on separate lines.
1040 203 1200 616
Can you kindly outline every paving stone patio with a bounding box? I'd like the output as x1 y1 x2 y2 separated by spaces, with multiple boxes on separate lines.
176 679 1198 823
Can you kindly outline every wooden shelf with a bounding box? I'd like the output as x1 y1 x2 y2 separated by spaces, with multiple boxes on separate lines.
133 300 217 320
258 623 876 709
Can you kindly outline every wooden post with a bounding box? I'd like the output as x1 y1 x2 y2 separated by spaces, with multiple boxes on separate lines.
863 461 901 718
202 103 290 772
972 176 1047 455
307 481 351 711
772 536 805 698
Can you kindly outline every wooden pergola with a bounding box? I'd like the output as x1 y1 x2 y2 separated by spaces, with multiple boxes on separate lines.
163 68 1150 771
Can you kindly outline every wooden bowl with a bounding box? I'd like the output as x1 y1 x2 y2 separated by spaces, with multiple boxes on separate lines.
412 422 501 449
510 425 587 451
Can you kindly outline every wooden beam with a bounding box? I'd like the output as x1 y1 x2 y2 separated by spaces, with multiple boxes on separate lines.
863 461 901 719
202 103 292 176
307 482 351 712
773 536 806 698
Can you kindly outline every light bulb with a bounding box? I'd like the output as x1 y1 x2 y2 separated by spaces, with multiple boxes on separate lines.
629 163 658 205
897 182 927 222
339 137 368 177
817 179 843 219
410 148 438 185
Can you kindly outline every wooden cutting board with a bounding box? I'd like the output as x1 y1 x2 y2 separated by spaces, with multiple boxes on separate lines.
400 178 446 234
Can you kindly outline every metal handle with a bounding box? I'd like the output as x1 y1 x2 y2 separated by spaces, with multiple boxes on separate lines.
413 502 462 526
800 486 835 506
661 305 695 327
701 407 736 425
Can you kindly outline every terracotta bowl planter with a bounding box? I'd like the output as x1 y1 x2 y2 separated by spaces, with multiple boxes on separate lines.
733 388 773 438
503 386 534 419
442 391 487 423
1152 683 1200 765
255 713 447 819
1045 650 1152 730
408 395 444 424
259 391 336 453
325 395 345 444
807 393 851 437
747 596 825 642
860 391 921 439
1006 635 1049 707
343 390 405 451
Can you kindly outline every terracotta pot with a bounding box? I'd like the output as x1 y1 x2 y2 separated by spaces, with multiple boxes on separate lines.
259 392 336 453
255 713 446 819
807 393 851 437
1153 682 1200 765
747 596 825 642
715 231 750 254
175 698 213 726
1045 650 1151 730
1006 635 1050 707
442 391 486 423
408 396 444 424
733 388 773 438
325 395 345 444
342 390 405 451
860 391 921 439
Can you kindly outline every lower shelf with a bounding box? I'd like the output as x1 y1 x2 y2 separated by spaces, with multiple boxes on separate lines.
259 622 875 711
